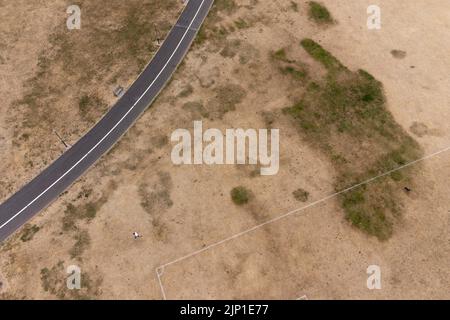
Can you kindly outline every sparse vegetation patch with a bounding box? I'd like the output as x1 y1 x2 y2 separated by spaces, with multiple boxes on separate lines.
62 195 106 232
20 224 41 242
308 1 334 25
78 93 108 122
231 186 252 205
40 261 101 299
14 0 180 149
278 40 423 240
293 189 310 202
210 84 247 118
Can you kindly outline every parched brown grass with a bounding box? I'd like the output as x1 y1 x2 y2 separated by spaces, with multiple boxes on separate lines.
14 0 181 148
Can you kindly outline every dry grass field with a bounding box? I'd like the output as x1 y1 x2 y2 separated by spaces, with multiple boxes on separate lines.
0 0 449 299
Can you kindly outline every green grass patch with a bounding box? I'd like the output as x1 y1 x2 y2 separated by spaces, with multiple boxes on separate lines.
40 261 101 299
280 66 308 80
234 18 250 30
278 39 423 240
300 39 344 71
272 48 289 62
231 186 252 205
272 48 308 82
308 1 334 25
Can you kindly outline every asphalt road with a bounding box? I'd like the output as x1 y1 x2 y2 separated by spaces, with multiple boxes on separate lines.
0 0 214 242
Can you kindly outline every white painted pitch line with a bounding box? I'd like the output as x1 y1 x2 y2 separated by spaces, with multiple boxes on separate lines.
156 267 167 300
158 145 450 270
0 0 208 231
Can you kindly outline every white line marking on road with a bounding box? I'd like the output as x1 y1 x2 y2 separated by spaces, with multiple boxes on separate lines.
0 0 208 231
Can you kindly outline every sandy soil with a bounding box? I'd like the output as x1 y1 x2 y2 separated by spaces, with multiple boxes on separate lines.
0 0 449 299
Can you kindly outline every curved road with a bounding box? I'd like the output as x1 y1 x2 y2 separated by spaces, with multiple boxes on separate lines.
0 0 214 242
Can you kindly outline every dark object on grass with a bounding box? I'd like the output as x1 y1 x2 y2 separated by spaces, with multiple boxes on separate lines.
133 232 142 240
